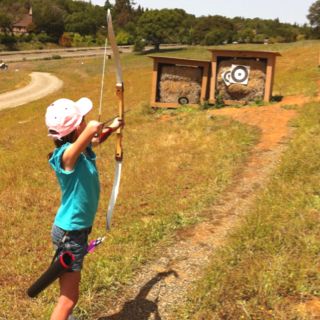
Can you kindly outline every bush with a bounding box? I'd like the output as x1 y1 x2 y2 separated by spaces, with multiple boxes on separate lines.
59 32 72 47
83 35 95 46
37 32 54 43
116 30 133 45
0 34 17 50
0 34 17 45
133 38 145 53
72 33 84 47
296 34 306 41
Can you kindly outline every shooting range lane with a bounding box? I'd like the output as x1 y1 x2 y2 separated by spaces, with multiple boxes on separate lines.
96 96 307 319
0 72 63 111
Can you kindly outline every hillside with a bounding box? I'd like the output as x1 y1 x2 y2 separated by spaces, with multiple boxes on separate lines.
0 40 319 319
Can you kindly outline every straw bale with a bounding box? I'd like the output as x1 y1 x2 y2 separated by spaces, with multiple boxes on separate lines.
158 65 202 104
217 58 266 102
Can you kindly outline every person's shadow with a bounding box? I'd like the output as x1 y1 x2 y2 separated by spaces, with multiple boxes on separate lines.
98 270 178 320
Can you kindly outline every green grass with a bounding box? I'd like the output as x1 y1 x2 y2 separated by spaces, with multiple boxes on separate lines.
177 102 320 319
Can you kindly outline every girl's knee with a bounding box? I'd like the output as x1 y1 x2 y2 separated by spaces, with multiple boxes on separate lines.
59 294 78 312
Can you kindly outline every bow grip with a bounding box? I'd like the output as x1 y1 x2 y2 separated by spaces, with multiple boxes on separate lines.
115 83 124 161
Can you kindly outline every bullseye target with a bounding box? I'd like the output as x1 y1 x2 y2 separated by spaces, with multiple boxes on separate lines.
230 64 250 85
222 70 232 86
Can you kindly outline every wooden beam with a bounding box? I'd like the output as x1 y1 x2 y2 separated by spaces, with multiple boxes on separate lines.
209 54 217 103
264 55 275 102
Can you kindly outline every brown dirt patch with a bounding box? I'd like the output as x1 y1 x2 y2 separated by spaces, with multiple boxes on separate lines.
296 298 320 319
210 95 308 151
94 95 307 320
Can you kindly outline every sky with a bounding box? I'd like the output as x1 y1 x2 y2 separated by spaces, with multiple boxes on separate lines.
91 0 314 25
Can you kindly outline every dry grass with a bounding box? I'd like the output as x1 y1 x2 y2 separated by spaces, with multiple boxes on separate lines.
0 63 31 94
174 42 320 319
1 41 319 319
0 52 258 319
153 40 320 98
180 102 320 320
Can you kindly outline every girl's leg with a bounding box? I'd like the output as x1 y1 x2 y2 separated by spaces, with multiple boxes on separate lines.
50 271 81 320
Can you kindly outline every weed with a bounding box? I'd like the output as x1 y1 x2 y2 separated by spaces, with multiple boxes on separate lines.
200 100 213 110
140 101 156 115
214 94 225 108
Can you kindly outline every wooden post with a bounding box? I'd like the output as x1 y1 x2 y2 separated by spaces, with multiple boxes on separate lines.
150 60 158 106
209 54 217 104
264 55 275 102
200 63 209 104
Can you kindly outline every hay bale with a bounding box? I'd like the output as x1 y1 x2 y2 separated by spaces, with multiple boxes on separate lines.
217 58 266 102
158 65 202 104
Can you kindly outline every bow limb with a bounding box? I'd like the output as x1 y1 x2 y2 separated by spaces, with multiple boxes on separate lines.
106 9 124 230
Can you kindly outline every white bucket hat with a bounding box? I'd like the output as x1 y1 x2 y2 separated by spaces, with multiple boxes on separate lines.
45 97 92 139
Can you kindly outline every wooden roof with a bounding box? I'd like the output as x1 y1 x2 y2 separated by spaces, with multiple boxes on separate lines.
149 56 211 63
13 13 32 28
208 49 281 57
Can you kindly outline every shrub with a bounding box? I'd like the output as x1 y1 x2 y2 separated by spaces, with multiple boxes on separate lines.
0 34 17 47
36 32 55 43
116 30 133 45
133 38 145 53
59 32 72 47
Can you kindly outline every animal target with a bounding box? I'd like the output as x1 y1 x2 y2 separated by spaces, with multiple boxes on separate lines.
222 70 232 86
230 64 250 85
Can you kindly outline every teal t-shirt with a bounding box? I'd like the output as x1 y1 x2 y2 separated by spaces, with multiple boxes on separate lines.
49 143 100 231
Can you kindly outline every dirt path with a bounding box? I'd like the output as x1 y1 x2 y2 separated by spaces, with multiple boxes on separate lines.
95 95 307 320
0 72 63 111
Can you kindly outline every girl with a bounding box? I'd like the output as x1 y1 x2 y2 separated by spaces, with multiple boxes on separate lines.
45 97 122 320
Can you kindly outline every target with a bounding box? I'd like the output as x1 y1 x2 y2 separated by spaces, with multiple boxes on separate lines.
230 65 250 85
222 70 232 86
178 96 189 105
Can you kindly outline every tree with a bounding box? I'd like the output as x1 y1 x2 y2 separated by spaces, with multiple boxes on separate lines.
308 0 320 37
32 0 65 41
137 9 192 50
112 0 135 29
308 0 320 27
193 16 235 45
104 0 113 11
0 13 13 34
64 4 105 36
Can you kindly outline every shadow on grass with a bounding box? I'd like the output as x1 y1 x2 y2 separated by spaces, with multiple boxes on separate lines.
98 270 178 320
271 95 284 102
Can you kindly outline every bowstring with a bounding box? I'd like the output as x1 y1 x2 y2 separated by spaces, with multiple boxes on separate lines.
98 36 109 122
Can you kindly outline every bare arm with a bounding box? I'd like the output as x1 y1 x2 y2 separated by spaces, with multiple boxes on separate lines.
62 120 103 171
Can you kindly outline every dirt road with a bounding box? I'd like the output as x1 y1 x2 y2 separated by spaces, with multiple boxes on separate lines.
0 72 63 111
0 45 186 63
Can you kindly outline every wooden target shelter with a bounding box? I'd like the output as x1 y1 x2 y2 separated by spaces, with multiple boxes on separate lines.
208 49 281 105
149 56 210 108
